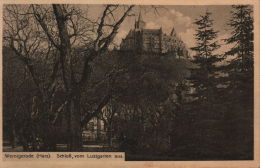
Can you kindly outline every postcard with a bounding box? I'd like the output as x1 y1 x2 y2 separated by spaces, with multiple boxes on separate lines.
1 0 259 167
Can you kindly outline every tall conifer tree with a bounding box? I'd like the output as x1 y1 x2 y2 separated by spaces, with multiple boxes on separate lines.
224 5 253 102
220 5 253 159
225 5 253 73
222 5 254 118
182 12 225 158
189 11 222 105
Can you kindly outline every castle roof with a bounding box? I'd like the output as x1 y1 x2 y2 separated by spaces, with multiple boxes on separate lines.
142 29 162 34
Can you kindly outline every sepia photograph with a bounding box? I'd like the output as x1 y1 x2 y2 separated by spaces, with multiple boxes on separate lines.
1 1 256 163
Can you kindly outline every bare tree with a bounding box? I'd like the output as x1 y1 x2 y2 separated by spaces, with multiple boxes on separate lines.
3 5 65 150
4 4 135 151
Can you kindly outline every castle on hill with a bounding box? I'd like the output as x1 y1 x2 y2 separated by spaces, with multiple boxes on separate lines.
120 12 189 57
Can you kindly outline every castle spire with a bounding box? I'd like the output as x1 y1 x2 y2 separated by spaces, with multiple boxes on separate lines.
135 11 145 29
170 27 176 36
138 11 143 22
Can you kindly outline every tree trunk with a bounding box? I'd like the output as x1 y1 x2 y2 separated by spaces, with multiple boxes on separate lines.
52 4 82 151
68 95 82 151
10 123 16 148
107 124 113 147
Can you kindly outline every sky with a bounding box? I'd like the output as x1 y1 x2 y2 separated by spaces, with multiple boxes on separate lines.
4 4 253 56
82 5 239 55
